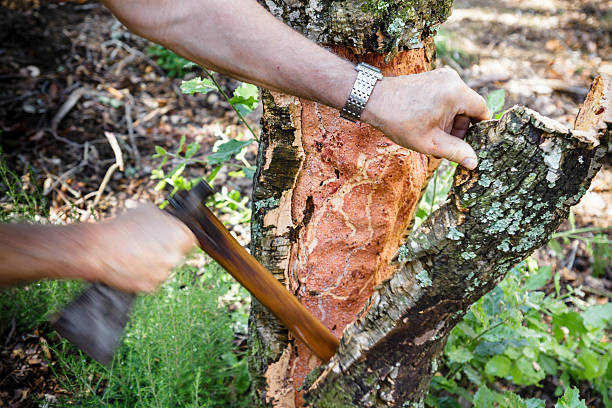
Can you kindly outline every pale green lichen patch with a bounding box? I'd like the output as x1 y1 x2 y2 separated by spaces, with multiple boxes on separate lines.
254 197 279 211
446 227 464 240
397 244 410 262
497 239 510 252
478 159 493 172
461 251 476 260
415 270 432 287
478 174 492 187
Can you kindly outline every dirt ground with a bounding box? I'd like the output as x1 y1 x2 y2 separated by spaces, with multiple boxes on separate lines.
0 0 610 406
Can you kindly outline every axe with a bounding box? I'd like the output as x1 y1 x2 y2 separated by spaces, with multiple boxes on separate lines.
51 181 339 365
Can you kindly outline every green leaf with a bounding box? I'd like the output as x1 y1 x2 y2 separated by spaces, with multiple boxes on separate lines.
229 83 259 116
539 353 559 375
485 355 512 378
207 165 223 184
437 396 462 408
486 89 506 116
524 398 546 408
474 385 503 408
180 77 216 95
552 311 587 338
582 303 612 329
448 346 473 364
548 239 564 258
524 266 552 290
241 166 255 180
154 146 167 156
184 142 200 159
555 387 587 408
207 139 252 165
510 357 545 385
578 349 607 380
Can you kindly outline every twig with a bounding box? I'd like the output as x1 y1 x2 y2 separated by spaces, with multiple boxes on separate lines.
132 105 172 127
203 69 259 141
581 286 612 299
43 142 90 196
104 131 124 171
123 91 141 166
91 163 120 210
101 39 165 76
51 87 87 132
467 73 511 88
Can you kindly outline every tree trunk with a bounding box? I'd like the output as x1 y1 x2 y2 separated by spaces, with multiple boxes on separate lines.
249 1 448 406
248 1 611 407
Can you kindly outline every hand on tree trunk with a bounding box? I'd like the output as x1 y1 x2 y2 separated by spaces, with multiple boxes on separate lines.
363 67 491 170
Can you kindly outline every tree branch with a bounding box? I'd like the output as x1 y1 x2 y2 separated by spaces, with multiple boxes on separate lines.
304 74 611 407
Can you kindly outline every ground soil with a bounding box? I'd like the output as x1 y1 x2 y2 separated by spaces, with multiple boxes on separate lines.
0 1 610 407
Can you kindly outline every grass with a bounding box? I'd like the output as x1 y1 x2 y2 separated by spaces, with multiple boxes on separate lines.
0 150 252 407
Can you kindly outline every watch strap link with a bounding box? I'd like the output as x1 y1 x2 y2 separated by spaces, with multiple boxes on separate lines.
340 62 383 123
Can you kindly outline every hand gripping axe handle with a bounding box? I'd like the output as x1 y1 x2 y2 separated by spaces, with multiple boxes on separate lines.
52 181 339 365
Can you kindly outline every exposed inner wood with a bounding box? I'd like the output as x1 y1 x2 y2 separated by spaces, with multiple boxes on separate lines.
284 46 436 405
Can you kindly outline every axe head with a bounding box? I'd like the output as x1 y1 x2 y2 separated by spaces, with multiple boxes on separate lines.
51 180 215 365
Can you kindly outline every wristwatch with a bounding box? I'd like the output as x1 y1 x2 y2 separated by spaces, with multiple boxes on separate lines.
340 62 383 123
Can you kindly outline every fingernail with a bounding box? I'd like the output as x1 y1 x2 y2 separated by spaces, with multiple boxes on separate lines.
462 158 477 170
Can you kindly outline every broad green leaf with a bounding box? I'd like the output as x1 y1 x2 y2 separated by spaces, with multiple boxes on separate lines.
524 265 552 290
578 349 607 380
524 398 546 408
510 357 545 385
582 303 612 329
485 355 511 378
473 385 502 408
448 346 473 364
539 353 559 375
474 341 507 356
180 77 216 95
438 396 462 408
552 311 587 337
207 139 252 165
554 387 587 408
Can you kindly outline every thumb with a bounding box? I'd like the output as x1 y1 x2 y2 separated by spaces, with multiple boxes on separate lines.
431 128 478 170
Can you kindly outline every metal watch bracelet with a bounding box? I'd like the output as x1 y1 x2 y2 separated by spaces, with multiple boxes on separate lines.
340 62 383 123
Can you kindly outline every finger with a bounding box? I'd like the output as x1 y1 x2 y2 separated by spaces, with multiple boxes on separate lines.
430 128 478 170
451 115 471 139
461 87 491 122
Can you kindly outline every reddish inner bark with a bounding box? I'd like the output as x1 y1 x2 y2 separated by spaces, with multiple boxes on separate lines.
285 47 434 405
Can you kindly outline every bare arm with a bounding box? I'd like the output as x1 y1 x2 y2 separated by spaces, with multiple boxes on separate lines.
0 205 196 292
101 0 489 169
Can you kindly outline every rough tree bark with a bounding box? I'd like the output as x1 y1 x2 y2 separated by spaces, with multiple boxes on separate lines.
247 1 611 407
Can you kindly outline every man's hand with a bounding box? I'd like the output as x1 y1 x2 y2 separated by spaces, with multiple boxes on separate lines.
0 205 197 292
363 68 490 169
80 205 197 292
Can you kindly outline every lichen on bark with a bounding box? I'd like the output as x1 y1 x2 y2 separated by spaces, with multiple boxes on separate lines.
258 0 452 53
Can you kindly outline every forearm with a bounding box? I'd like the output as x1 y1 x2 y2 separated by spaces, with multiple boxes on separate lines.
101 0 356 111
0 223 95 286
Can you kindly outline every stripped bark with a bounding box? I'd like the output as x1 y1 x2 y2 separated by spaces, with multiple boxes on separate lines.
249 2 447 406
